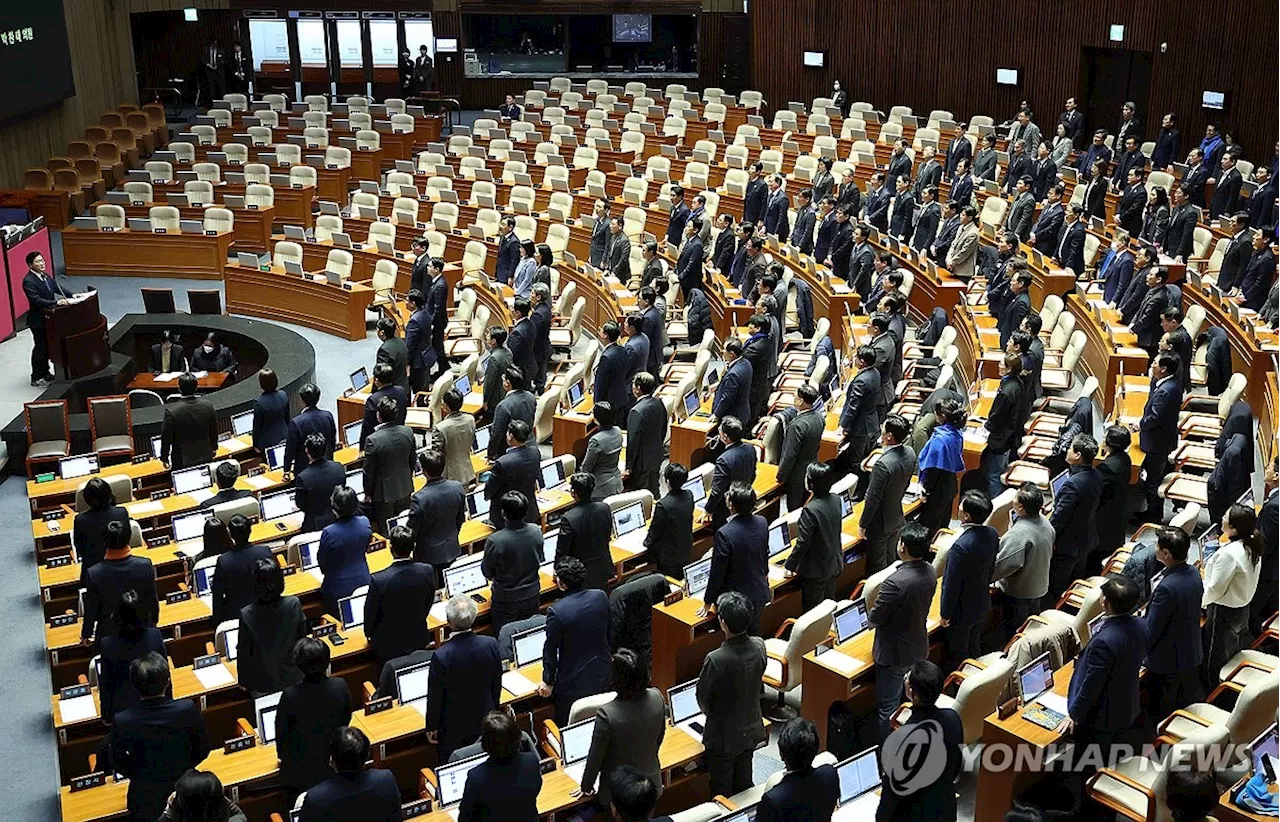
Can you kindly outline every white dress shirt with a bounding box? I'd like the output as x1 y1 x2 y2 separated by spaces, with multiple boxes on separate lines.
1202 539 1261 608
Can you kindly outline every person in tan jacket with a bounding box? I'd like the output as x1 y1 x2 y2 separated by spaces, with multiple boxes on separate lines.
435 388 477 486
946 205 981 279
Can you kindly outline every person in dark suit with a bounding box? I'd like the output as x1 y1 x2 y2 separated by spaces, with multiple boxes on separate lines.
22 250 75 385
666 184 691 247
1150 112 1181 170
1046 435 1103 607
1159 306 1194 387
711 338 753 426
485 419 541 528
249 368 290 453
579 650 667 808
1236 229 1277 311
529 283 553 393
939 491 999 667
1210 153 1243 220
275 637 353 796
638 287 664 376
588 199 611 268
1216 213 1254 294
949 159 975 210
295 433 345 532
489 365 537 462
1166 185 1199 263
1110 135 1147 191
876 661 964 822
1097 231 1137 306
646 462 695 579
702 482 770 633
789 188 817 254
102 653 209 822
839 345 882 476
864 172 892 231
592 321 630 412
1249 165 1277 235
860 414 918 574
507 296 538 387
480 327 514 421
160 373 217 469
625 373 668 496
458 711 542 822
357 364 408 449
944 128 973 179
711 213 737 273
1003 140 1032 196
866 312 897 421
299 727 401 822
1135 352 1184 524
743 161 768 225
557 473 615 590
284 383 336 477
374 317 409 393
911 185 942 253
869 523 938 737
705 417 757 529
697 592 767 796
1131 266 1174 357
189 332 236 374
1207 432 1251 526
1028 184 1066 256
826 207 855 284
537 557 612 724
1141 528 1204 721
622 315 651 407
603 216 632 277
317 486 372 616
812 156 836 204
211 514 272 627
427 595 503 760
997 271 1032 351
885 139 913 192
97 591 167 724
639 240 665 291
403 290 436 393
836 168 863 217
889 175 916 241
73 477 131 580
407 449 465 575
237 559 306 696
757 718 839 822
365 525 434 664
482 490 543 635
81 520 158 644
784 463 843 612
362 396 415 534
1182 147 1211 207
408 238 432 295
1114 166 1147 238
494 216 521 284
980 353 1027 500
1029 142 1058 201
1094 426 1134 566
149 330 186 375
1082 157 1110 221
775 384 824 510
197 460 252 511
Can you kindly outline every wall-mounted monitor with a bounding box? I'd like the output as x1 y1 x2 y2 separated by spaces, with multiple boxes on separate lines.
996 68 1019 86
1201 90 1226 110
436 37 459 53
803 51 825 68
613 14 652 43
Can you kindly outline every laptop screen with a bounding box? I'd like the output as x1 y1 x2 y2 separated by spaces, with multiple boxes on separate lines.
466 489 490 520
833 599 870 644
683 476 707 505
297 539 320 570
719 807 759 822
264 443 287 471
1018 651 1054 701
437 753 488 808
1250 723 1278 779
1050 470 1070 499
344 469 364 492
230 410 254 437
567 380 584 406
444 560 487 597
473 425 491 454
454 374 471 396
513 625 547 668
669 680 700 725
60 454 99 480
350 367 369 392
339 593 367 628
388 511 410 532
395 660 431 705
173 510 214 542
539 529 559 575
223 627 240 661
539 460 564 490
840 491 854 518
767 522 789 558
685 557 712 601
343 420 363 448
255 691 282 743
194 565 216 597
150 435 163 459
837 748 881 805
1087 613 1105 640
260 490 298 521
561 718 595 766
172 465 213 495
683 391 699 416
613 502 645 538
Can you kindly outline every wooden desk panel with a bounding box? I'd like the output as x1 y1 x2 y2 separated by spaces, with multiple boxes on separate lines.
111 201 275 253
61 228 233 280
127 371 228 392
225 263 374 341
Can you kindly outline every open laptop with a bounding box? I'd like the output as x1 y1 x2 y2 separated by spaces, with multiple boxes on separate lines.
767 521 790 561
344 469 364 492
564 379 585 409
338 591 367 629
59 454 99 480
296 537 321 578
668 679 706 741
538 459 566 491
350 367 370 392
832 598 871 645
683 475 708 516
560 717 596 784
1250 723 1278 781
435 753 488 811
612 500 647 552
454 373 471 396
222 626 240 661
230 410 254 438
335 421 359 451
472 424 492 455
388 511 410 532
264 442 287 471
1198 523 1222 564
684 556 713 602
260 490 298 521
832 747 882 818
1018 651 1068 729
539 529 558 576
513 624 547 669
254 692 282 744
719 806 759 822
193 564 216 602
172 510 214 547
444 558 488 600
395 659 431 715
1049 469 1070 500
682 390 701 418
172 464 213 495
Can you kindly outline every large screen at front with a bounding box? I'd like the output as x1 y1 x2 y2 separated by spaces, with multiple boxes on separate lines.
613 14 652 43
0 4 76 121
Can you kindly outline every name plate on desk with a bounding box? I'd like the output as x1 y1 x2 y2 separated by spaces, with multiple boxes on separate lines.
46 555 74 569
218 432 232 442
401 798 432 818
247 203 259 210
281 564 298 577
61 684 92 701
154 228 167 234
100 226 117 232
70 772 105 792
150 489 173 501
49 613 78 628
224 735 257 755
43 510 66 521
365 696 393 715
34 472 56 483
312 622 337 638
292 183 303 189
341 282 353 291
193 653 221 670
246 465 267 478
166 590 192 604
205 230 218 237
146 536 169 548
131 454 150 465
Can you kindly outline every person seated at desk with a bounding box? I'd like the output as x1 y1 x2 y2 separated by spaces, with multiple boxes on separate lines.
158 770 246 822
362 395 416 535
538 556 612 724
74 476 130 580
458 711 543 822
696 591 767 797
98 590 167 725
427 596 504 762
295 432 345 532
198 459 253 510
252 367 289 452
498 93 522 121
489 365 536 462
284 383 336 478
374 316 409 393
276 637 353 799
557 472 614 590
150 329 186 375
578 650 667 809
482 490 543 636
868 522 937 738
160 372 218 469
81 520 158 646
211 514 272 627
358 363 408 449
705 416 757 529
299 727 401 822
702 481 770 633
188 332 236 374
237 558 305 697
407 447 465 578
101 652 210 822
365 525 435 664
485 419 541 529
317 485 372 616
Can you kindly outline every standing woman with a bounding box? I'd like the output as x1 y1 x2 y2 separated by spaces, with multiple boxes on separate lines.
98 591 167 724
914 398 967 538
74 477 130 579
513 239 538 298
1050 122 1073 168
1141 186 1171 249
578 649 667 809
581 401 624 499
1201 504 1263 687
830 80 849 118
237 559 306 697
317 486 373 616
533 244 554 291
252 368 289 453
458 711 542 822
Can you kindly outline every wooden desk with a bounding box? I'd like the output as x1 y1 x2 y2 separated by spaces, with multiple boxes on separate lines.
61 227 233 280
225 262 375 341
126 371 229 392
111 201 275 253
1216 778 1272 822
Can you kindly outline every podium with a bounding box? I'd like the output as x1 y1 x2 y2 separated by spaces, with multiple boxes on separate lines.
46 291 109 379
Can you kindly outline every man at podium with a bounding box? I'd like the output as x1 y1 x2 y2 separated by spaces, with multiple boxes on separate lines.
21 252 79 387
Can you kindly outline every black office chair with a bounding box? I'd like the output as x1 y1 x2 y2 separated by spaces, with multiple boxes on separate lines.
187 289 222 315
141 287 176 313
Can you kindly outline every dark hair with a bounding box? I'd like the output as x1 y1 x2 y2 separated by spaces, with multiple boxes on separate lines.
806 461 834 495
1157 526 1191 563
1023 313 1043 335
331 726 370 772
389 524 414 558
500 490 529 522
869 312 890 333
25 250 42 266
1070 434 1098 464
300 383 321 407
114 589 146 635
715 591 753 634
406 289 427 309
612 648 650 697
130 651 171 699
228 513 251 545
664 461 688 488
609 764 659 821
633 372 657 395
1016 481 1044 516
179 372 198 396
376 317 398 339
105 519 131 551
488 326 509 346
899 521 931 559
1166 768 1220 822
294 636 331 680
907 660 945 707
777 717 820 771
504 365 526 391
536 243 553 265
883 413 910 444
82 476 114 511
569 471 595 501
1226 504 1264 562
253 557 285 603
203 517 232 555
375 395 399 424
727 480 756 515
856 344 876 366
1154 352 1181 378
257 368 278 393
512 296 531 319
1010 330 1032 354
724 337 744 357
554 555 587 591
480 710 521 759
960 490 993 523
1103 424 1131 452
720 415 745 443
331 484 360 519
442 388 463 412
214 459 239 489
1003 352 1024 375
593 400 616 428
418 448 445 478
507 418 531 444
1100 574 1140 615
373 362 395 387
167 770 230 822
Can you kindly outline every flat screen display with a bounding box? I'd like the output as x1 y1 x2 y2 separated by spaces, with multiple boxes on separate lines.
996 68 1019 86
613 14 652 43
0 5 75 121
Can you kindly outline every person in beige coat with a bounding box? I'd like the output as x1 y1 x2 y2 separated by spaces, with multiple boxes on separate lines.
435 389 477 486
946 205 981 279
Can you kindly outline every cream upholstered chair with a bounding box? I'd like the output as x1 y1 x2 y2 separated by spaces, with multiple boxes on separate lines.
210 496 261 524
369 260 398 310
355 129 380 151
273 241 303 269
391 197 419 227
387 113 413 135
262 94 287 112
289 166 317 188
324 249 353 280
87 395 133 458
275 144 302 166
346 95 369 113
367 220 396 249
895 656 1015 744
190 124 216 145
183 180 214 206
74 475 133 513
314 214 343 243
247 126 273 147
1155 669 1278 750
302 127 329 148
96 203 126 230
602 490 655 521
169 141 196 163
245 183 274 208
223 143 249 165
148 206 180 231
532 387 559 443
254 108 279 128
324 146 351 169
192 162 221 183
1087 725 1229 822
304 94 328 112
431 202 459 230
762 600 836 714
202 207 234 234
144 160 173 182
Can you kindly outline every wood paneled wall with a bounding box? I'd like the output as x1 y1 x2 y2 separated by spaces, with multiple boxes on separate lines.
749 0 1278 164
0 0 137 189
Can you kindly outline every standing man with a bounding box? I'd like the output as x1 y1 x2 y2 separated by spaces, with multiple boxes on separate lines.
295 433 345 532
529 283 553 393
403 290 435 393
589 199 611 268
485 421 541 527
1142 527 1204 720
507 297 537 389
362 396 415 534
889 175 916 242
789 188 816 254
489 365 536 462
480 491 543 634
1133 352 1183 524
434 389 477 486
284 383 335 477
824 208 854 287
992 483 1055 639
1046 435 1103 607
638 287 664 376
427 596 503 762
1116 167 1148 237
666 185 690 247
863 172 891 232
1004 140 1032 195
358 363 408 449
593 322 631 411
702 482 771 634
539 557 612 725
911 186 942 253
603 217 631 277
413 44 434 92
784 463 843 612
1009 109 1042 155
945 206 980 278
775 384 824 510
624 373 667 496
1181 148 1210 207
675 220 705 299
858 414 917 574
711 339 753 427
1058 97 1083 148
621 316 650 410
479 327 513 422
1209 154 1243 220
160 373 217 469
364 525 435 665
939 491 999 667
838 345 882 478
867 313 896 422
1031 142 1058 201
867 523 937 738
705 417 758 529
1111 136 1147 192
556 473 614 590
1005 175 1037 242
407 449 465 576
21 251 76 386
425 257 449 379
913 145 942 197
763 174 790 238
1054 204 1088 278
1029 183 1066 255
813 197 838 262
711 213 736 273
944 127 973 179
375 317 409 393
494 216 521 285
885 139 913 192
696 592 767 797
743 162 768 226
